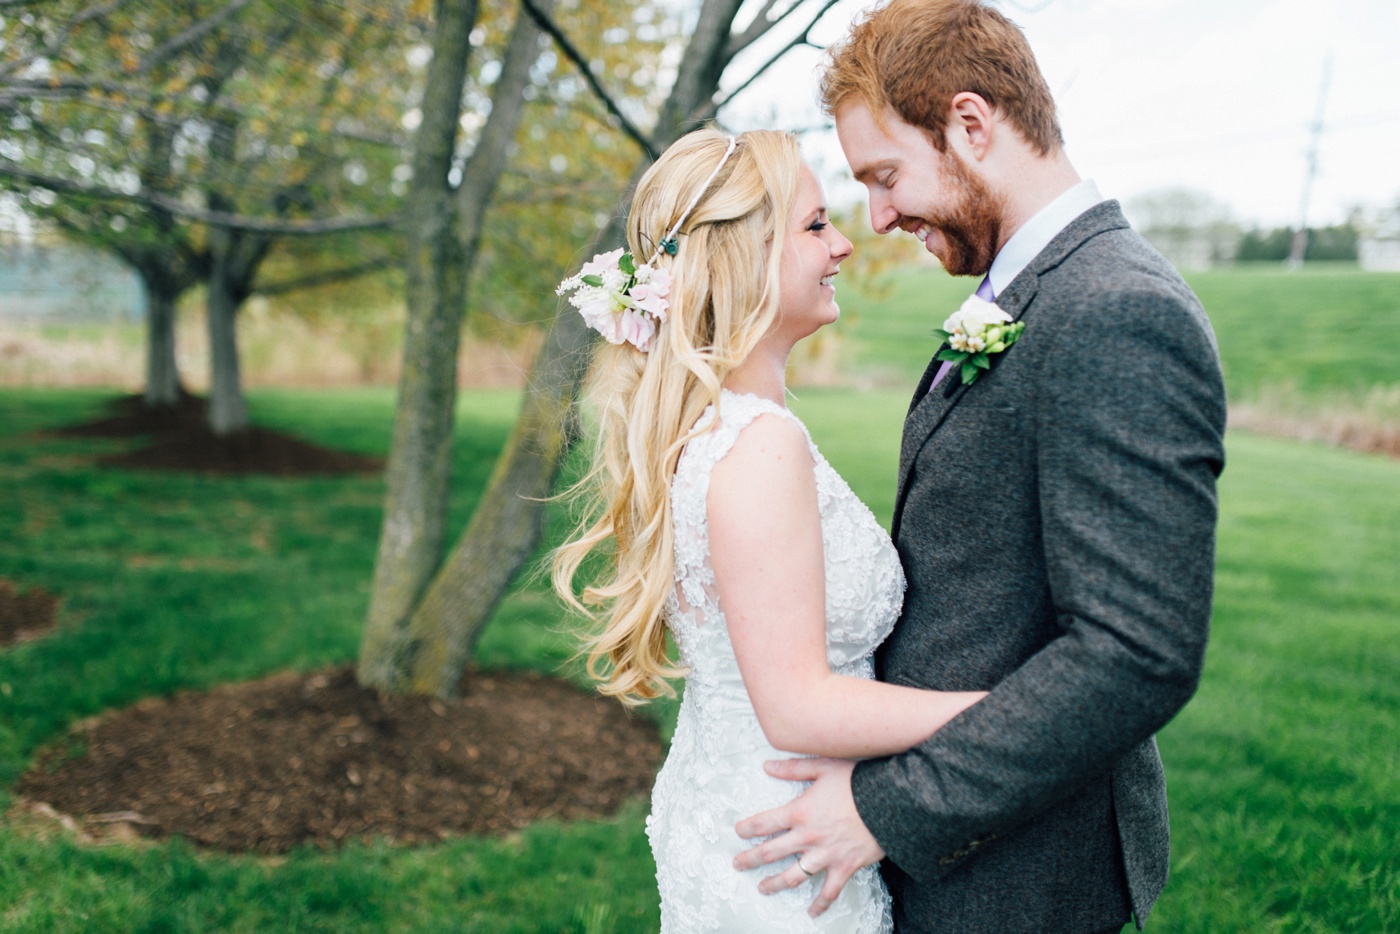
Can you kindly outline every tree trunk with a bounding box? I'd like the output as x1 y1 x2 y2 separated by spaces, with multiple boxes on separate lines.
204 219 272 436
359 0 554 693
393 0 748 698
205 249 248 436
142 282 182 409
358 0 481 692
399 208 624 696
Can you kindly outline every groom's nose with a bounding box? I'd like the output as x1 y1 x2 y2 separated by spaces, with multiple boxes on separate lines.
868 195 901 235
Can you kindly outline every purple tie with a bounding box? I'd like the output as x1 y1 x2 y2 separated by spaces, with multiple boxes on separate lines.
930 276 994 392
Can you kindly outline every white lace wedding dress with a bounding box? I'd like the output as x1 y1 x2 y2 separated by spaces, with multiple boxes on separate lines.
647 390 904 933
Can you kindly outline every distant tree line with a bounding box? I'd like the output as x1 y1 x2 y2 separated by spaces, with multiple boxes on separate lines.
1126 187 1371 268
1235 223 1359 263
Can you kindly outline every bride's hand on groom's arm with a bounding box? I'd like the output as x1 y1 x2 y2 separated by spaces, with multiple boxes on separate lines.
732 757 885 918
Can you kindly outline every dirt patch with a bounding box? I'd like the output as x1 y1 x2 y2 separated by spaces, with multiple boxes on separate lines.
97 424 384 476
17 666 662 854
52 391 207 439
54 393 384 477
0 579 60 647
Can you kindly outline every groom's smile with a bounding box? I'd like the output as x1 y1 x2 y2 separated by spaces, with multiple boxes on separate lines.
835 100 1005 277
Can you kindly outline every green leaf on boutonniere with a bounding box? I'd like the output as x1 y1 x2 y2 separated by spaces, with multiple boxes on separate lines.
971 353 991 370
961 362 982 384
938 348 967 364
933 328 952 341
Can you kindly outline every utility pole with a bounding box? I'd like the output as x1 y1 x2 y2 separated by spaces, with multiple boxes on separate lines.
1288 53 1332 269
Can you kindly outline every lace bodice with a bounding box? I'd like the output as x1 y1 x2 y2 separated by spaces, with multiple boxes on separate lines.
647 390 904 932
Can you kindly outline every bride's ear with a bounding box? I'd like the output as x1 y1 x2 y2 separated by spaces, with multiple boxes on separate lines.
947 92 996 161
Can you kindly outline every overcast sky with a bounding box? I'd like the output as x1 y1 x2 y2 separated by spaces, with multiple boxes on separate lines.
720 0 1400 229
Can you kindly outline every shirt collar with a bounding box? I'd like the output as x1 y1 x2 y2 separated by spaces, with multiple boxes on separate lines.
986 179 1103 297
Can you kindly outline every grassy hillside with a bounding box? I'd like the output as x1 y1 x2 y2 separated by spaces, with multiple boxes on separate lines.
837 265 1400 404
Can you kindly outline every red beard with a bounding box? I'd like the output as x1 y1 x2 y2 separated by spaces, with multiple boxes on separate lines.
925 149 1005 278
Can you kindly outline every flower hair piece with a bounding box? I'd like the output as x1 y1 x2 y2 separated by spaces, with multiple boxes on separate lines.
557 136 739 352
556 248 673 352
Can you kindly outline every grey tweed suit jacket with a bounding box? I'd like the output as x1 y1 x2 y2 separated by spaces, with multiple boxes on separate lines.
850 202 1227 934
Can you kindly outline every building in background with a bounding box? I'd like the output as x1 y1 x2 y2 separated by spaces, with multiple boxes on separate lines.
0 240 145 322
1359 236 1400 271
1124 187 1240 272
1359 202 1400 271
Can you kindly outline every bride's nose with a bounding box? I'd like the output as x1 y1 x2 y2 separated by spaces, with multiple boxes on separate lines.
831 226 854 262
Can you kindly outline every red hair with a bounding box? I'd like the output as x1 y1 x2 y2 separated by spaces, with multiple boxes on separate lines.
821 0 1062 155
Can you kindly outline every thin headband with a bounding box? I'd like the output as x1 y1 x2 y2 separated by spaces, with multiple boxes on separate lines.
646 135 739 266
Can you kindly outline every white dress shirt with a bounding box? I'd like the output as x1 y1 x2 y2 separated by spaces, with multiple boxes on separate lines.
985 179 1104 297
929 179 1105 393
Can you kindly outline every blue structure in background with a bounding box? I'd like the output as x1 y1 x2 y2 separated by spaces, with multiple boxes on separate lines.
0 242 147 322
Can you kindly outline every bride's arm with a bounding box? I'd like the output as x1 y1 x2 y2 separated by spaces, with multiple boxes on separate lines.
708 413 985 760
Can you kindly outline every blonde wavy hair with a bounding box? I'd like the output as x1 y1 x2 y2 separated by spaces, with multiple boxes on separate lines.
552 128 803 705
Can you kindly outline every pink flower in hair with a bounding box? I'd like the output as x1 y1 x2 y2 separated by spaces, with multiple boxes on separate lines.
629 267 672 322
557 250 671 352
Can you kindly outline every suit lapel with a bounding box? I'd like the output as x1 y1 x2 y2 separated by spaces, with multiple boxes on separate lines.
891 276 1038 539
890 201 1132 540
907 352 945 415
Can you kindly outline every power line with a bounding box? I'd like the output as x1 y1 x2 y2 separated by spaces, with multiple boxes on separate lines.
1288 53 1332 268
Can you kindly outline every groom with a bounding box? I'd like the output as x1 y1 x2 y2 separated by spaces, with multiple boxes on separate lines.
734 1 1226 931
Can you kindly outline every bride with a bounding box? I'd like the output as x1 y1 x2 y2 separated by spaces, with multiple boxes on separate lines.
553 128 984 932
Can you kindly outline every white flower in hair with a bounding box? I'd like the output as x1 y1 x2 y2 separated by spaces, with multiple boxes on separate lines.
557 249 671 352
557 134 738 353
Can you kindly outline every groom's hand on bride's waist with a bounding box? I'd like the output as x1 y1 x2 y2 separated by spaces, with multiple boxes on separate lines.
732 757 885 918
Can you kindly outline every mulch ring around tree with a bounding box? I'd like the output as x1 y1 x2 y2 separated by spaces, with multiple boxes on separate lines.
51 393 383 477
50 390 208 439
0 579 60 648
16 666 662 854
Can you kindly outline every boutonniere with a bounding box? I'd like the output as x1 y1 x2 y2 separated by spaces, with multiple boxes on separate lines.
934 294 1026 386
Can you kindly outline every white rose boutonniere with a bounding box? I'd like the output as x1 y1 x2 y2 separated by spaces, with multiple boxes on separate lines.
935 294 1026 386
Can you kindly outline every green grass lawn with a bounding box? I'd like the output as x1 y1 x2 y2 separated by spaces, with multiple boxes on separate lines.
839 265 1400 406
4 261 1400 932
0 388 664 933
2 379 1396 932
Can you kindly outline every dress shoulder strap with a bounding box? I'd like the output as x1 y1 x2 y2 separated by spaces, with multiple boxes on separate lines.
682 390 807 476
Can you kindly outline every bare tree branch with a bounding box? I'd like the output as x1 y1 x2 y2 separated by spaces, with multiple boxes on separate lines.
135 0 255 75
329 125 409 148
252 252 398 296
723 0 792 59
0 0 133 80
0 77 137 112
495 182 619 203
0 159 399 235
702 0 843 120
518 0 658 161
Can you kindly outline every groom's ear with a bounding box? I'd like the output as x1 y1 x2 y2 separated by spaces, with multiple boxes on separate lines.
948 92 996 161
